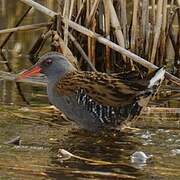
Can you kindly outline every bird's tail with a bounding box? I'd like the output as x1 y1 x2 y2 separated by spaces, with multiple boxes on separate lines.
148 67 165 89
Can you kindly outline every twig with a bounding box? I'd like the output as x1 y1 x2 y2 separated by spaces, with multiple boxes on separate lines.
86 0 100 27
107 0 125 49
58 149 137 170
68 32 97 71
74 0 86 24
91 19 96 66
143 107 180 114
0 165 48 177
63 0 70 53
67 19 180 86
177 0 180 7
0 51 12 72
69 0 75 19
0 7 32 48
150 0 163 64
16 82 30 105
0 22 52 34
52 31 79 69
0 23 51 104
0 7 35 105
141 0 149 54
159 0 167 66
4 136 21 145
130 1 139 52
17 0 180 86
20 0 57 17
0 8 33 71
103 0 111 72
12 112 63 128
151 0 156 28
0 71 47 86
29 30 53 64
119 0 128 47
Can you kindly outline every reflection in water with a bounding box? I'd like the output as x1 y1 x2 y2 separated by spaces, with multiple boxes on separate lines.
0 103 180 179
0 83 180 179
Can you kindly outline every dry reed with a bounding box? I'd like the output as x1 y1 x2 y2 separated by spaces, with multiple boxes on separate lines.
1 0 180 85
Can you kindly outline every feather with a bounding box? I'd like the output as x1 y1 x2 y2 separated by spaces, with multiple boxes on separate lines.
55 71 148 107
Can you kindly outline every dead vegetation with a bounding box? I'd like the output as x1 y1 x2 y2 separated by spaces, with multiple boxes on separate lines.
0 0 180 86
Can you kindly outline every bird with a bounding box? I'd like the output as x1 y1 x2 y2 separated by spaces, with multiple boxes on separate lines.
16 51 165 131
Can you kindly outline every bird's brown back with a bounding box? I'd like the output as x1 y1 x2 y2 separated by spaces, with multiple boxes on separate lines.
55 71 148 107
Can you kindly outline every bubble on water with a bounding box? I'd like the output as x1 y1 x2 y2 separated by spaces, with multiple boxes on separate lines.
131 151 152 164
141 130 152 139
170 149 180 156
19 107 30 112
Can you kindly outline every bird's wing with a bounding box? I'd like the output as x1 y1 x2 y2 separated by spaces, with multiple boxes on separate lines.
111 71 142 81
55 71 147 107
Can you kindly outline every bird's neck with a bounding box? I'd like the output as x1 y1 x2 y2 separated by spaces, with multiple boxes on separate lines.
47 69 76 90
47 72 66 101
47 73 61 86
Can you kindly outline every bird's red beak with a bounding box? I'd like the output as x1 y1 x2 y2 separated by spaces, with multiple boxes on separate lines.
16 65 42 81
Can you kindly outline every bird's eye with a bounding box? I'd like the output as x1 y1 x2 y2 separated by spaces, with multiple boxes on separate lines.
44 59 52 66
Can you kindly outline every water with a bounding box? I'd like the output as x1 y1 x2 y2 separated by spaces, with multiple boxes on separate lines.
0 1 180 179
0 103 179 179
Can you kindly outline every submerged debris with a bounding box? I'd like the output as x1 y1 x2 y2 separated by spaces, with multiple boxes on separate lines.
170 149 180 156
57 149 73 161
4 136 21 146
130 151 152 164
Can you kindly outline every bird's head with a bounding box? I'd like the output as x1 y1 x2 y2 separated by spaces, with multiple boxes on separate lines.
16 52 76 81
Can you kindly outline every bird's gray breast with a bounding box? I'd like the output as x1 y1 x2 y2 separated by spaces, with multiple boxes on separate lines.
47 83 102 130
